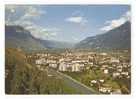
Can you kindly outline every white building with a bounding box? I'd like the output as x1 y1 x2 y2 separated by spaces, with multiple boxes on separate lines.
72 63 85 72
49 63 57 69
99 79 105 83
100 52 107 56
104 69 109 74
99 87 111 93
113 72 120 78
121 72 129 76
58 62 84 72
90 80 97 84
47 59 57 64
35 58 46 65
59 58 64 62
110 58 120 63
72 63 80 72
59 62 67 71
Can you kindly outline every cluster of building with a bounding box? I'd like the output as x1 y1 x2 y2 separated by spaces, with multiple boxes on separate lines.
34 51 130 75
35 52 89 72
27 50 130 94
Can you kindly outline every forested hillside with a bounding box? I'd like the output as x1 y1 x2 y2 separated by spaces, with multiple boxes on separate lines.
5 48 78 94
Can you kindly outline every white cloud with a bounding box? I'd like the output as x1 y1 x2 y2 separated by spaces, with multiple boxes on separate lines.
5 5 45 25
5 5 59 40
72 36 79 41
66 16 82 23
25 24 60 40
65 16 87 25
5 5 19 12
100 11 131 32
20 6 45 21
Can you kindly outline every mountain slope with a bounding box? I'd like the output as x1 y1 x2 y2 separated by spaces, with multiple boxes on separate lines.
5 25 46 51
5 25 74 50
75 21 131 50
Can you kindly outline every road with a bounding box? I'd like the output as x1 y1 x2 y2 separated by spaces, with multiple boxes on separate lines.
46 67 99 94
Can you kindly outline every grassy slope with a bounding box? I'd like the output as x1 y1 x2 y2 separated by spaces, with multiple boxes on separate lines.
5 48 79 94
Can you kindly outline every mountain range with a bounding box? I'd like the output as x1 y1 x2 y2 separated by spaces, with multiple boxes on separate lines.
5 21 131 51
5 25 74 51
75 21 131 50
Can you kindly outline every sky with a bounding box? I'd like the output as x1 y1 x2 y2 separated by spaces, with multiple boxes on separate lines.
5 5 130 43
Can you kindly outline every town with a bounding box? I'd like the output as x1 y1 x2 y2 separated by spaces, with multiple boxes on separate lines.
26 49 131 94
